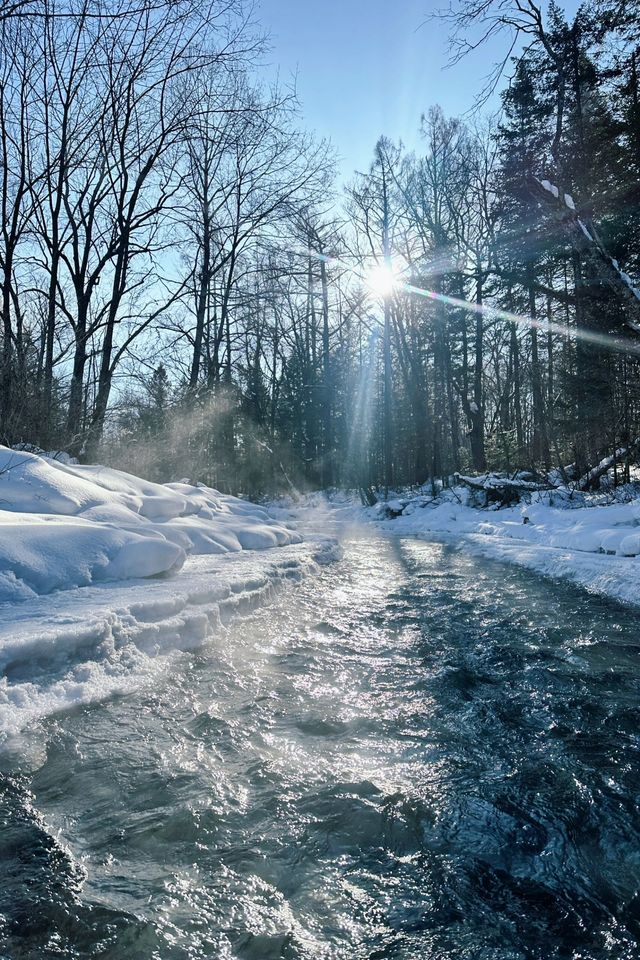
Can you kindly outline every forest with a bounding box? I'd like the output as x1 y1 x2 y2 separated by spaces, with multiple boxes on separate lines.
0 0 639 495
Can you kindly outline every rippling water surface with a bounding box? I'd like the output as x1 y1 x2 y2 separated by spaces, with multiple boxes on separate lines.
2 530 640 959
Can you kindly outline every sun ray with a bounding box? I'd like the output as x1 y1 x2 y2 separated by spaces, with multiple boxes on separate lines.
295 245 640 360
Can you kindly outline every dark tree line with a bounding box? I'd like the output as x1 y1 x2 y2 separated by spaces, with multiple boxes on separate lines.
1 0 639 495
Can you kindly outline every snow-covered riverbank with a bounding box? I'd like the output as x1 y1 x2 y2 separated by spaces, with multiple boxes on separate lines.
0 447 340 739
0 540 337 741
0 446 304 602
377 494 640 608
273 486 640 610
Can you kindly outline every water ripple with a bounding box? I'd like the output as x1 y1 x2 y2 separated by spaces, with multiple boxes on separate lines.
1 531 640 958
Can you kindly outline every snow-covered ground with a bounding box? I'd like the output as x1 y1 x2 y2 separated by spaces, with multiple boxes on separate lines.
370 487 640 609
0 446 303 602
0 447 339 742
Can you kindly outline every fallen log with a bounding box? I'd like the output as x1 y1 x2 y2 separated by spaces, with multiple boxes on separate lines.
454 473 549 507
576 439 640 491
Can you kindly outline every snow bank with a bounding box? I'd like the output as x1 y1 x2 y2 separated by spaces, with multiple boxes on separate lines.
0 454 341 742
374 488 640 608
0 447 301 602
0 539 339 742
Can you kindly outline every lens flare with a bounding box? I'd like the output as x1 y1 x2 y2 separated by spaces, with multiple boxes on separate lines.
295 245 640 359
367 263 396 298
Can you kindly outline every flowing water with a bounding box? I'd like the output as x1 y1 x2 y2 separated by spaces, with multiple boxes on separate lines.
1 528 640 959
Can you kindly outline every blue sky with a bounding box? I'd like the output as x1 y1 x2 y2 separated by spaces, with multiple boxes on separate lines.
257 0 579 181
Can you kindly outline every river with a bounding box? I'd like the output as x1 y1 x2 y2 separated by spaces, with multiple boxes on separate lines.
1 527 639 959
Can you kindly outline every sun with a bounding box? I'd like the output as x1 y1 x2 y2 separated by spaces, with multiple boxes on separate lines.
367 262 397 298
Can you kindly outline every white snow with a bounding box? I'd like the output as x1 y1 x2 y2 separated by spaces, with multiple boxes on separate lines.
606 258 640 303
577 218 594 242
617 269 640 302
373 490 640 609
0 446 302 602
275 487 640 610
539 179 559 198
0 447 347 742
535 177 574 210
0 539 339 741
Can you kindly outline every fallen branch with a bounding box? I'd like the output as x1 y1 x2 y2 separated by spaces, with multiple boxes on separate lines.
576 439 640 491
455 472 549 506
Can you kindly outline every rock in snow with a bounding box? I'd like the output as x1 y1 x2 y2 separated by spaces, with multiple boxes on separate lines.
0 446 301 602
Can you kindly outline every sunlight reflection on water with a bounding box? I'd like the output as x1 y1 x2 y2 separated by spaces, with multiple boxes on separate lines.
1 529 640 958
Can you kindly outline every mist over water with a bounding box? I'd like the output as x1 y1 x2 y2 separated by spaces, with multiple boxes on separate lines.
2 529 640 959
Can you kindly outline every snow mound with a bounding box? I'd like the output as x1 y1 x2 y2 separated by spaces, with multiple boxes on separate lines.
0 447 301 601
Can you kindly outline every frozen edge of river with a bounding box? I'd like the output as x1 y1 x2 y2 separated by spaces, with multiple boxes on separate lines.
462 533 640 608
0 537 340 743
377 517 640 610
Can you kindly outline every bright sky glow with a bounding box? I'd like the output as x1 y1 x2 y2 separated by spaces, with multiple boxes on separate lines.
368 262 397 298
300 246 640 361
